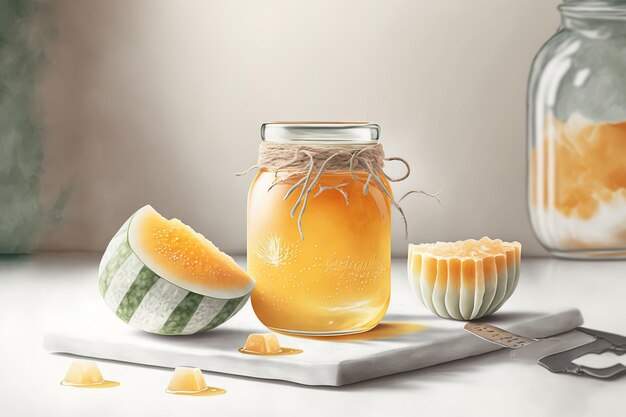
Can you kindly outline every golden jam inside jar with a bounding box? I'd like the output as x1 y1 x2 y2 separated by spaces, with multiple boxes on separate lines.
247 167 391 336
529 115 626 255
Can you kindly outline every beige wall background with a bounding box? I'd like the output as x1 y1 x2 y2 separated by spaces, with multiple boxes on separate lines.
37 0 561 256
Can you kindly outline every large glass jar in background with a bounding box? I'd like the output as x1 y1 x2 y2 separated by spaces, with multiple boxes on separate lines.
247 123 391 335
528 0 626 259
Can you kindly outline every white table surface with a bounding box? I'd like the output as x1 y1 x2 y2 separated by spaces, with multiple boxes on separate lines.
1 253 624 417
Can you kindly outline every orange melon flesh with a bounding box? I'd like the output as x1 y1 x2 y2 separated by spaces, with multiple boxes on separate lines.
128 205 254 299
410 237 520 260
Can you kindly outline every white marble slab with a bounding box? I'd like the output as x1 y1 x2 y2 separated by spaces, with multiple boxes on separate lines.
44 299 583 386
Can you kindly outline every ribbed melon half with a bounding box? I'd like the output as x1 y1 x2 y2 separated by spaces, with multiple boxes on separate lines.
98 205 254 335
408 237 521 321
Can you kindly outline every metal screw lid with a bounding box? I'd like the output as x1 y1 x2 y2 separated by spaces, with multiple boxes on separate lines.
261 122 380 144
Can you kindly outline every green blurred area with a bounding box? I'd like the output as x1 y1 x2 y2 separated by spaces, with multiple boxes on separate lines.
0 0 67 253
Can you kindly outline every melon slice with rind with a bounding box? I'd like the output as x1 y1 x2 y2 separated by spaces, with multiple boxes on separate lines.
98 205 254 335
408 237 521 321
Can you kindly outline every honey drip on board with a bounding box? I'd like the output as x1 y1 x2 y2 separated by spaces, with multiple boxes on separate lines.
239 333 303 356
290 321 426 342
238 347 303 356
237 323 425 357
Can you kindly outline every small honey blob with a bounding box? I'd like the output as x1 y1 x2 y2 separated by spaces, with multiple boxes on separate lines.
243 333 282 354
239 333 303 356
61 360 119 388
166 367 226 396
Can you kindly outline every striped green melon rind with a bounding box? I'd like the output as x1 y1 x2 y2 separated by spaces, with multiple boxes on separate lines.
98 214 251 335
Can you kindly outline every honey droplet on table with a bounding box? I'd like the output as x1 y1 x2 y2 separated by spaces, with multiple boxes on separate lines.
60 360 119 388
166 367 226 397
167 387 227 397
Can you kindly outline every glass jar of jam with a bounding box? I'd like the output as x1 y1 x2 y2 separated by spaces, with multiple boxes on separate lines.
247 122 391 335
528 0 626 258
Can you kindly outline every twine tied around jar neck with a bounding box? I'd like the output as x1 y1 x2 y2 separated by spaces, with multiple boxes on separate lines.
236 142 440 240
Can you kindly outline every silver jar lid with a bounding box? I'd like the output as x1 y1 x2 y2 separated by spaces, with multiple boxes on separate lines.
261 122 380 144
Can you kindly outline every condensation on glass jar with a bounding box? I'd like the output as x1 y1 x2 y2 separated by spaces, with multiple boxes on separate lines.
247 122 391 335
528 0 626 259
